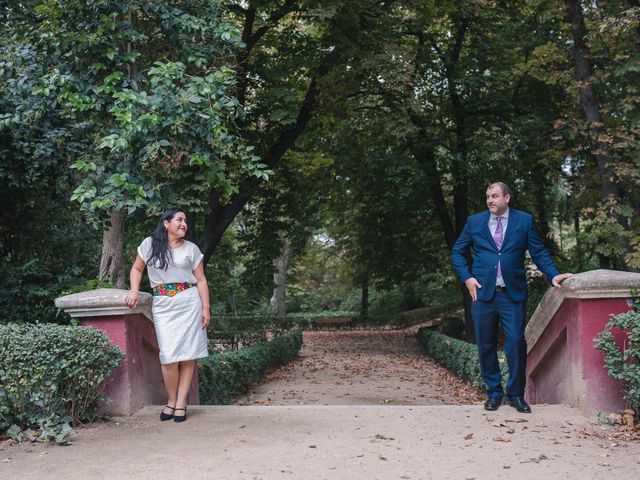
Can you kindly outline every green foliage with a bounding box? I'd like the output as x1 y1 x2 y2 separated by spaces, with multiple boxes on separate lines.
526 275 554 323
0 323 124 443
439 315 465 340
417 327 507 392
2 0 263 226
3 0 640 327
60 279 116 296
212 315 277 332
594 296 640 415
286 311 357 329
0 31 103 324
208 314 276 352
199 331 302 404
0 253 100 325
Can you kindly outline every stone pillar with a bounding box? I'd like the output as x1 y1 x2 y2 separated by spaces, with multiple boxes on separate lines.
525 269 639 413
55 289 200 415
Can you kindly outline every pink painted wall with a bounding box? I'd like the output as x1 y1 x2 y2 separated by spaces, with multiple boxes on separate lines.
526 298 631 412
578 298 629 411
83 315 132 414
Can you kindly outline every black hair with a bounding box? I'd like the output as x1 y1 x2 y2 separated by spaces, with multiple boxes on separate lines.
148 208 186 271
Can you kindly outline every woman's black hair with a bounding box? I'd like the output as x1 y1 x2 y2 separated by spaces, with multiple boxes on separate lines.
148 208 186 270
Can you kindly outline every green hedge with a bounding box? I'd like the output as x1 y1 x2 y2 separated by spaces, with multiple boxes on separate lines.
0 323 124 443
594 305 640 415
199 331 303 404
212 315 277 331
393 301 462 327
417 327 507 391
286 311 358 329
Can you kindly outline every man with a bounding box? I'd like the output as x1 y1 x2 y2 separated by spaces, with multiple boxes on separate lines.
451 182 572 413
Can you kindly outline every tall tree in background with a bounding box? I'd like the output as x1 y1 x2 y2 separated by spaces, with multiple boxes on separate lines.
563 0 633 268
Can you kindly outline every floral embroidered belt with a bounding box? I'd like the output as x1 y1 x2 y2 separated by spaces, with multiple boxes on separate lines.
152 282 197 297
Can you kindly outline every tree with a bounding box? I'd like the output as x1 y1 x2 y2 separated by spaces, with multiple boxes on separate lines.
0 40 101 323
3 1 270 286
562 0 634 268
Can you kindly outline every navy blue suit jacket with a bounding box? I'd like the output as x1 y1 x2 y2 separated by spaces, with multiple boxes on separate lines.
451 208 560 303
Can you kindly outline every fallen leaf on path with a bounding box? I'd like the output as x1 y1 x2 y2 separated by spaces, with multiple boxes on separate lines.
464 433 474 440
505 417 528 423
521 454 548 464
493 436 512 443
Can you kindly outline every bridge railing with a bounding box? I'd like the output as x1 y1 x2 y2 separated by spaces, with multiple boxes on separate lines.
525 269 639 413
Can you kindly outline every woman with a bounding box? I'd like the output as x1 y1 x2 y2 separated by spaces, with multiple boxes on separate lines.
125 208 210 422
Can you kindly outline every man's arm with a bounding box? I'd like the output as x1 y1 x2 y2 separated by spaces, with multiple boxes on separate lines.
451 219 482 300
451 219 473 282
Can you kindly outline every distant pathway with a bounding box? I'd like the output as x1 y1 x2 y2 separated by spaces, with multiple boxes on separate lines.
235 330 484 406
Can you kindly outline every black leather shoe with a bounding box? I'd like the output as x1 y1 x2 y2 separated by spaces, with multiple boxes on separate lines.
508 397 531 413
174 407 187 423
160 405 175 421
484 398 501 411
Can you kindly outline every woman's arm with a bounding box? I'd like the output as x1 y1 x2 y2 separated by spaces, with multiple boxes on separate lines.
125 255 146 308
193 262 210 329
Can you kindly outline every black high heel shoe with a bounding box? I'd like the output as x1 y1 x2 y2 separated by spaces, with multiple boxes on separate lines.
160 405 176 421
173 407 187 423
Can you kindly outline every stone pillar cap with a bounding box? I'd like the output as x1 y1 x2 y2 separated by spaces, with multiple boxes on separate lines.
55 288 153 321
525 269 640 352
558 269 640 298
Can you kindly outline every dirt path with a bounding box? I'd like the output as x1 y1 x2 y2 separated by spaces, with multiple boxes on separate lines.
2 405 639 480
235 330 484 406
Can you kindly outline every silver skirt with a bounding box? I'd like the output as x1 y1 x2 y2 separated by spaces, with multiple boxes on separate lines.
152 286 209 364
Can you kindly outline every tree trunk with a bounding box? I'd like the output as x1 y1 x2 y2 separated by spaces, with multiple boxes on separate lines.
409 139 457 249
428 16 473 340
532 160 557 254
226 263 238 316
99 209 126 289
199 57 333 264
360 276 369 317
270 230 290 319
564 0 632 259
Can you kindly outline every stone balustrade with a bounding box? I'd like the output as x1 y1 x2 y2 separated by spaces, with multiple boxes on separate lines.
525 269 639 413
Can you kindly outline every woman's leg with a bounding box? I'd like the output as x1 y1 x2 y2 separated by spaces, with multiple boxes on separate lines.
176 359 196 408
161 362 180 415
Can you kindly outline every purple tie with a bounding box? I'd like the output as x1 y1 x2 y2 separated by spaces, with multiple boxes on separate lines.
494 216 503 277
